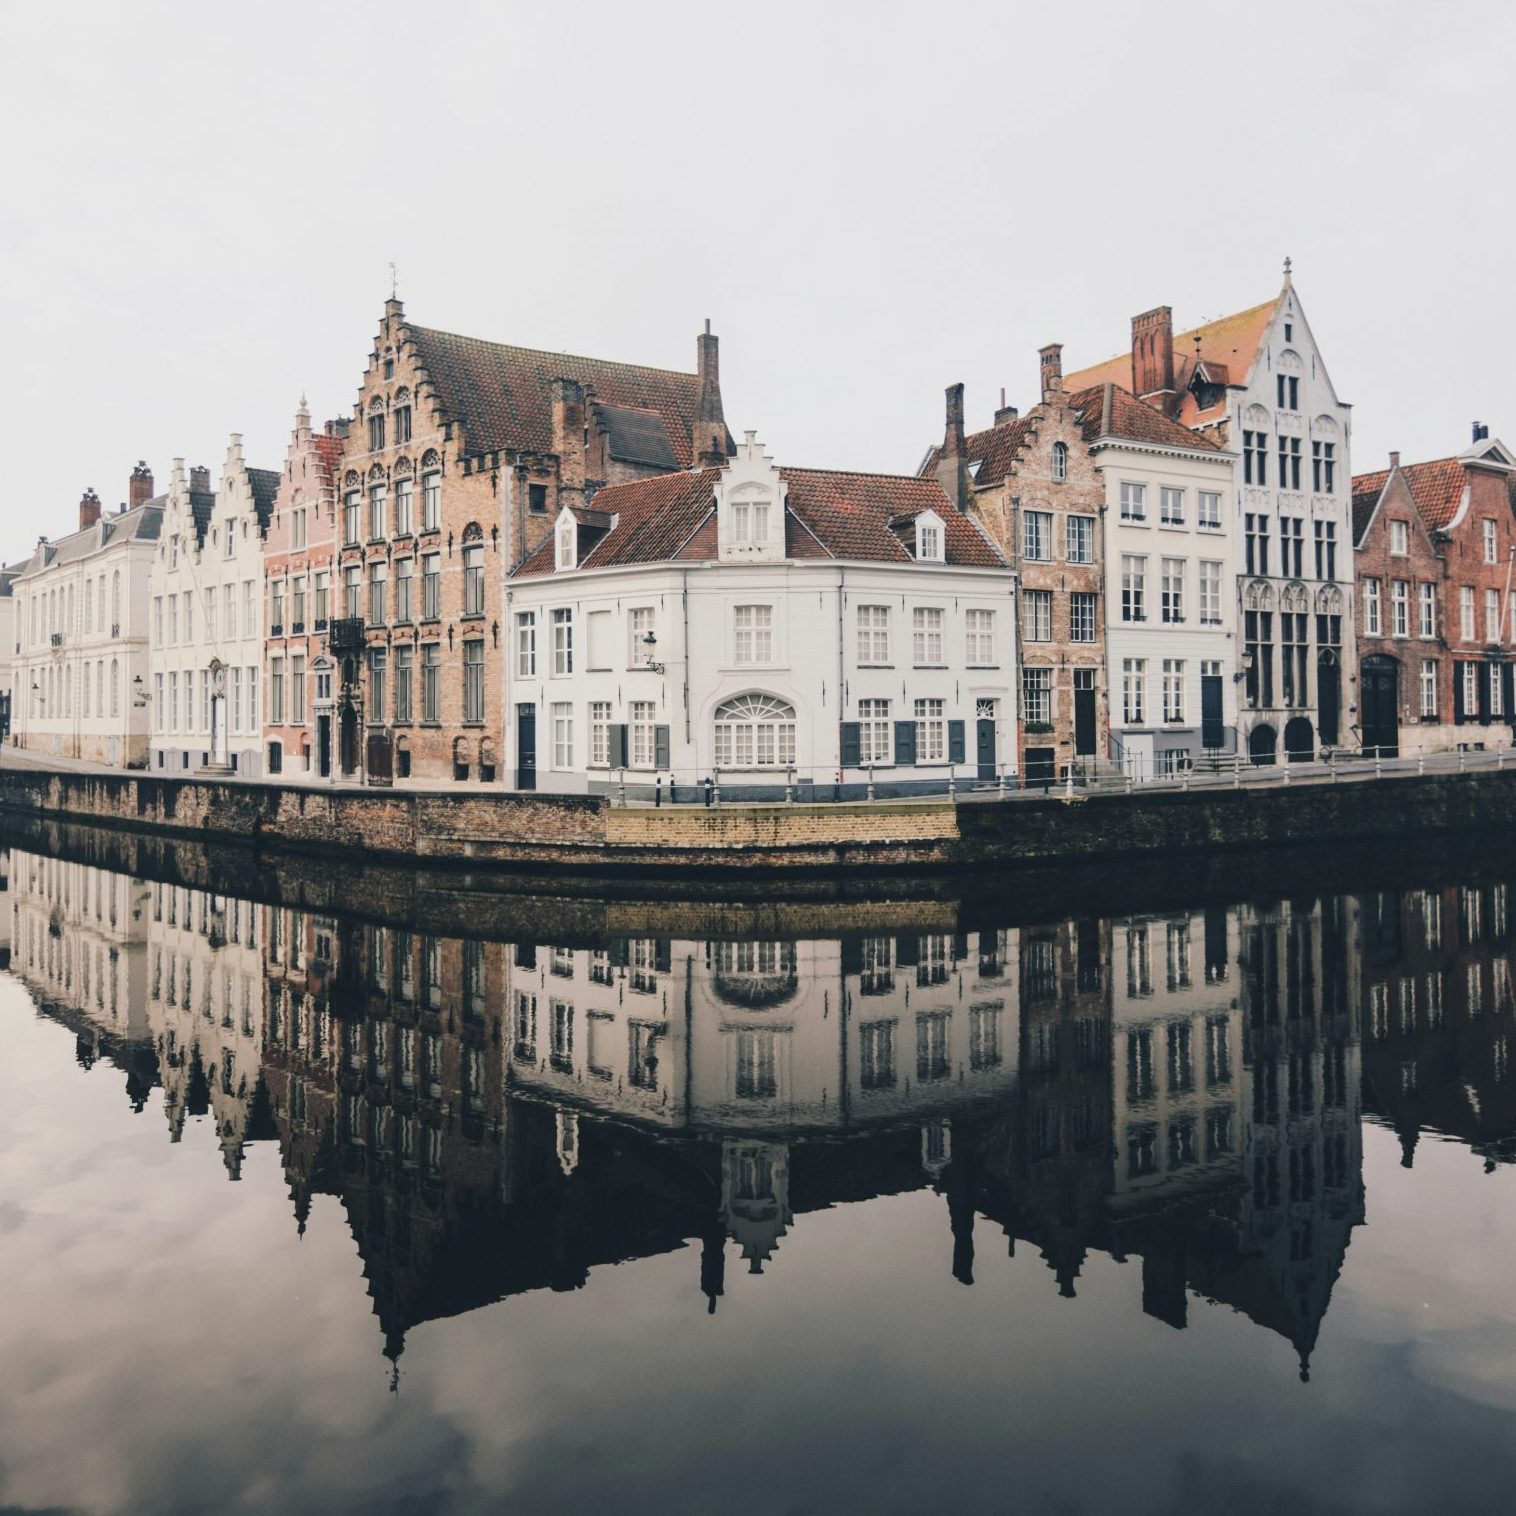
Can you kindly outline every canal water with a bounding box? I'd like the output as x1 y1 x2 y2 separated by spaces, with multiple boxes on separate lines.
3 828 1516 1515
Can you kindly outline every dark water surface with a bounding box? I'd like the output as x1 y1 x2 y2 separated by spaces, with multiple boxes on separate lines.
4 825 1516 1515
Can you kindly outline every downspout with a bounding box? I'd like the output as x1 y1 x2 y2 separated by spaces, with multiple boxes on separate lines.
836 566 846 784
682 567 692 748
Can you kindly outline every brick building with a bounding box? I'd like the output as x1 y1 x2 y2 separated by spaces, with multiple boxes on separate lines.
262 400 348 779
333 299 731 785
1352 429 1516 755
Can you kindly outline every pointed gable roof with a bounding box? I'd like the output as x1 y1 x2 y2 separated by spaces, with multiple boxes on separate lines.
405 325 728 467
1070 384 1225 452
1352 457 1469 534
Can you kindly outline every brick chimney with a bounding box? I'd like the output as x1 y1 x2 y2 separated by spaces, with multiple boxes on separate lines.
189 465 211 494
79 488 101 531
694 320 729 465
994 387 1019 427
1131 307 1176 415
935 383 968 511
1390 451 1401 471
1039 344 1063 403
129 461 154 508
551 377 586 503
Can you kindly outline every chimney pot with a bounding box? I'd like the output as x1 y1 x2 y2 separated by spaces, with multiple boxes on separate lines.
190 465 211 495
935 383 969 512
1038 344 1064 402
1473 420 1489 443
128 461 154 508
1389 451 1401 470
78 488 102 532
1131 306 1176 414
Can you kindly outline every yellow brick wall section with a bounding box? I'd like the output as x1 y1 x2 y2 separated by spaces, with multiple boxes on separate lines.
605 802 959 849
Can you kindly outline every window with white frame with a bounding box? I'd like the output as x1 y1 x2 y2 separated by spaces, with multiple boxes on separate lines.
732 492 771 543
1022 667 1052 723
1070 592 1097 642
1161 659 1185 723
1419 583 1436 638
734 604 773 663
1120 482 1146 522
914 698 946 762
965 608 995 664
1051 441 1068 481
630 701 659 766
463 544 484 614
857 605 890 663
556 518 575 570
913 607 944 664
1199 560 1222 624
713 694 795 768
1461 585 1476 641
395 479 412 536
1392 580 1409 637
1121 555 1147 622
552 608 573 674
1390 520 1409 556
859 698 891 763
1122 659 1146 724
1198 491 1222 530
1493 665 1506 718
552 703 574 768
1161 558 1185 624
589 701 612 765
1488 588 1501 643
1024 590 1052 643
1023 511 1051 561
915 517 943 561
1160 488 1185 525
516 612 536 676
1463 662 1479 712
1066 515 1094 563
1364 579 1381 636
629 606 656 664
421 471 440 531
1486 519 1499 564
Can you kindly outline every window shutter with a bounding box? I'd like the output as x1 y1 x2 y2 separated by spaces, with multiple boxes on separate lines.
948 720 966 764
840 936 864 976
1454 665 1466 724
610 723 629 767
1480 663 1493 722
895 935 920 968
654 725 671 769
840 721 861 767
608 938 629 968
655 940 672 973
1504 663 1514 721
894 720 917 766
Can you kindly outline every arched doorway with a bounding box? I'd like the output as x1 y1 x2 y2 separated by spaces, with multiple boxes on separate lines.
1248 723 1278 765
1317 649 1341 746
208 660 228 764
1361 656 1399 757
1283 716 1315 763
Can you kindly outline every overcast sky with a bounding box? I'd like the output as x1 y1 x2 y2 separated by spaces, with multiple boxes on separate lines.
2 0 1512 547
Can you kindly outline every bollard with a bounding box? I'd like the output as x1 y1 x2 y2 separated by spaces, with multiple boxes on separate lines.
867 765 876 802
618 768 627 806
1283 760 1291 785
948 768 957 800
655 776 663 808
703 777 713 808
1064 763 1074 799
785 768 794 805
1419 752 1425 776
1459 747 1466 772
1233 758 1241 789
1375 751 1382 780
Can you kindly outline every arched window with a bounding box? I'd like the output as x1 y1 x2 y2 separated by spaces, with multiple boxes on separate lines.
111 572 121 630
1051 441 1068 481
713 694 796 768
110 659 119 717
97 661 104 717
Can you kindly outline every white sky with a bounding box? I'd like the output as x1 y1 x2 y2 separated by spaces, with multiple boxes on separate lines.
2 0 1513 546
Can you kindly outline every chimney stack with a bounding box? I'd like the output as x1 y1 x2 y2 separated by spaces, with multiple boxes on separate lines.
935 383 968 511
1131 307 1177 416
551 377 587 503
1389 451 1401 471
694 320 729 465
78 488 102 531
190 465 211 495
129 461 153 508
1474 421 1489 443
994 385 1019 427
1039 344 1063 403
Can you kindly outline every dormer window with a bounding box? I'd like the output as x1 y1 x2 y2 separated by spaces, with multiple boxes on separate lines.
1052 442 1068 481
915 510 945 563
556 516 576 571
733 492 770 543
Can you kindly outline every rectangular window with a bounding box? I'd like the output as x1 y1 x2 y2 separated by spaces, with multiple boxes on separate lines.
1162 659 1185 723
1199 560 1222 625
1244 611 1274 708
369 485 387 541
1278 435 1302 490
344 492 360 545
857 604 890 663
1391 520 1409 556
1066 515 1094 563
1023 510 1052 561
1121 554 1147 623
1243 430 1267 486
1281 516 1304 576
368 561 387 625
912 607 944 664
1463 661 1480 716
552 609 573 674
630 701 657 767
463 544 484 616
1461 585 1476 641
291 508 307 549
368 647 387 723
1488 588 1501 643
1493 664 1506 718
516 612 536 676
1070 591 1097 643
859 698 891 764
1120 482 1146 522
1198 491 1222 530
1312 439 1337 493
552 702 573 768
1245 514 1270 576
1314 520 1337 580
1280 612 1308 708
590 701 612 766
1160 487 1184 525
1161 558 1185 624
1024 590 1052 642
463 639 485 723
1121 659 1146 725
1277 373 1300 411
394 558 412 622
291 575 306 629
232 667 243 731
314 572 329 624
1364 579 1382 636
914 698 946 761
168 671 178 731
342 566 360 620
421 472 441 531
395 477 413 535
394 644 413 723
183 591 193 643
168 595 178 645
965 608 995 664
1419 582 1436 638
270 658 285 725
270 581 284 633
628 606 655 665
421 644 440 722
734 604 773 663
368 412 385 451
1022 667 1052 724
1486 519 1499 565
1392 580 1409 638
422 554 440 619
394 406 412 445
291 655 306 723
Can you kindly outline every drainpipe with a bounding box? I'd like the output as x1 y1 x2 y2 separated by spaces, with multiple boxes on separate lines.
682 568 692 747
837 567 846 788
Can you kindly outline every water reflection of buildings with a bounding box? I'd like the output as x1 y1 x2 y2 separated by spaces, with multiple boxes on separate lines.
21 846 1516 1378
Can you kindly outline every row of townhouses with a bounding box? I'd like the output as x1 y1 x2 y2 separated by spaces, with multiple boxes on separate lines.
5 269 1515 787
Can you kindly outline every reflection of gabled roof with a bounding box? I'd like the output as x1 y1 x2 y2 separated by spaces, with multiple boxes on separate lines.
406 325 727 466
513 466 1005 578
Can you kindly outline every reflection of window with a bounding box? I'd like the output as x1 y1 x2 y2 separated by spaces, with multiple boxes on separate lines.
1167 1022 1193 1093
586 1012 615 1080
860 1019 896 1089
513 991 537 1061
1127 1125 1157 1178
916 934 950 987
735 1029 778 1098
1126 1028 1155 1102
858 936 893 995
551 1001 574 1070
1205 1015 1231 1086
916 1011 950 1082
629 1021 662 1088
713 941 797 1007
970 1003 1002 1069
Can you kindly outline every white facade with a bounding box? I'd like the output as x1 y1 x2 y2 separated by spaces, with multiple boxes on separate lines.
1101 437 1239 777
505 437 1018 796
148 441 276 776
10 489 161 766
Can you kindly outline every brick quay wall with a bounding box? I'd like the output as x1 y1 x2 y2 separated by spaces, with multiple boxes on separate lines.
3 766 1516 877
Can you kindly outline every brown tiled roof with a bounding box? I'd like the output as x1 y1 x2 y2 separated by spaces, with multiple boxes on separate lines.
1352 456 1468 534
1351 482 1382 546
1070 384 1225 452
1064 297 1279 428
406 325 725 466
513 467 1005 578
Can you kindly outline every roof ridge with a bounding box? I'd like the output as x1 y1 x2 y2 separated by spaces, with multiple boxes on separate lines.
406 323 699 381
778 463 942 484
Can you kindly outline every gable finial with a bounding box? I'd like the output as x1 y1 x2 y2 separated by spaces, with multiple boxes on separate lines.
1283 254 1293 284
388 260 398 300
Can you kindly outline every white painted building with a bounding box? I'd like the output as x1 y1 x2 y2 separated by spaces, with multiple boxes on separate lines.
148 441 278 775
1066 269 1355 764
505 434 1017 797
9 467 163 766
1092 388 1240 777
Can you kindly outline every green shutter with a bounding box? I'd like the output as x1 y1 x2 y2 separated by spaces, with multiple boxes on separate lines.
840 721 861 767
948 720 966 764
654 725 670 768
610 723 629 767
894 720 917 766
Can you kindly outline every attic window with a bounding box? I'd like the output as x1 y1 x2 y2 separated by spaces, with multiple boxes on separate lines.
732 492 771 543
556 518 576 571
915 515 944 563
1284 323 1293 342
1052 442 1068 482
968 460 983 482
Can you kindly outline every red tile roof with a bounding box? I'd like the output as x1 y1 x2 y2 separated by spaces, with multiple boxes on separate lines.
1070 383 1225 452
406 325 724 466
1352 456 1468 534
513 466 1005 578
